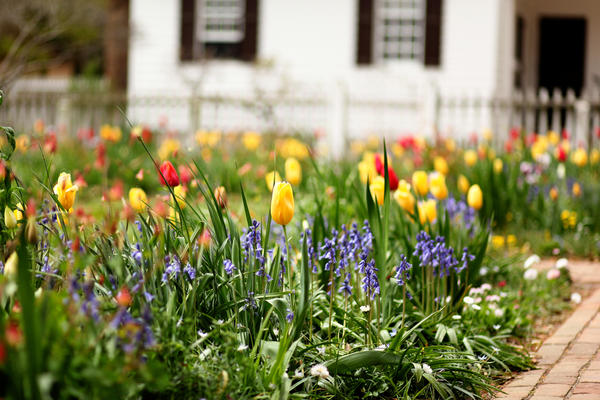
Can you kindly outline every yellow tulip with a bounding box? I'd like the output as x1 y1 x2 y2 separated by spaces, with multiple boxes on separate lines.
53 172 79 212
214 186 228 208
445 139 456 152
4 206 17 229
507 234 517 247
14 203 23 222
572 148 588 167
591 149 600 165
457 175 470 195
548 130 559 145
369 176 385 205
482 128 493 142
243 131 261 151
173 185 187 208
434 156 449 175
128 188 148 212
467 184 483 210
491 235 505 249
429 172 448 200
358 160 377 184
285 158 302 186
271 181 294 226
393 180 415 214
464 150 478 167
265 171 282 191
418 199 437 224
412 170 428 196
493 158 503 174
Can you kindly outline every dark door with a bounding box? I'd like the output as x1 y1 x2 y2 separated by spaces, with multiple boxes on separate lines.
538 17 586 96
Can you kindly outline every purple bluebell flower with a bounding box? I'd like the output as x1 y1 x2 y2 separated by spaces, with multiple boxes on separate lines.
394 255 412 286
183 263 196 280
361 260 380 300
223 259 236 275
338 272 353 296
286 308 294 323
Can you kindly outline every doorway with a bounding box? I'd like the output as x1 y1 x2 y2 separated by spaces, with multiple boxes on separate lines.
538 17 586 96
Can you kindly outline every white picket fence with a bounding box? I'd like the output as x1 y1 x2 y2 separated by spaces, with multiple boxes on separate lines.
1 87 599 156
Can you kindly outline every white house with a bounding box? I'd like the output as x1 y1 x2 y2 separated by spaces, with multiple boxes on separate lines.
127 0 600 154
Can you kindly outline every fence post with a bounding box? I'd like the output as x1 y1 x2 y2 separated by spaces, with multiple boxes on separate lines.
56 94 71 137
574 99 590 148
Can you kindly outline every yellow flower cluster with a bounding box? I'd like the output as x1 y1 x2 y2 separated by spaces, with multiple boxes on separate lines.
277 138 309 160
561 210 577 229
158 138 181 160
195 130 221 148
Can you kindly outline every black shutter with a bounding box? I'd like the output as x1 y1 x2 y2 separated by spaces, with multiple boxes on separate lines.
356 0 374 65
180 0 196 61
240 0 259 61
424 0 443 66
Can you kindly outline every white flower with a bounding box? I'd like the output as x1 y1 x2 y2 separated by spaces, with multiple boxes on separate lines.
557 164 566 179
524 268 538 280
494 309 504 317
571 292 582 304
237 344 248 351
422 363 433 374
452 315 461 320
310 364 330 379
294 369 304 378
317 346 325 355
555 258 568 269
472 304 481 311
481 283 492 291
524 255 541 269
479 267 488 276
197 330 208 338
360 305 371 313
493 265 500 273
486 295 501 302
463 296 475 305
493 324 501 330
546 269 560 280
216 319 224 325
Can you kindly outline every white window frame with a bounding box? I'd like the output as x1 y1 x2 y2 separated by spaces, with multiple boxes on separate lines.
196 0 246 43
373 0 426 63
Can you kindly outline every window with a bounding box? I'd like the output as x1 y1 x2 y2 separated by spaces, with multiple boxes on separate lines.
180 0 258 62
374 0 425 61
197 0 246 43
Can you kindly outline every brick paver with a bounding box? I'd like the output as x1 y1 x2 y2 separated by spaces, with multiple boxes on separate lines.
497 260 600 399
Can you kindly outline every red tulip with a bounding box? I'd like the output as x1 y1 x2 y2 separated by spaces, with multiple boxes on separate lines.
159 161 180 186
374 154 384 175
374 154 399 190
510 127 520 140
561 128 570 140
557 146 567 162
116 287 132 307
178 165 193 185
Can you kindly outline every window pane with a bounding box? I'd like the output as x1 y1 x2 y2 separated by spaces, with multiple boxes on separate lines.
197 0 246 43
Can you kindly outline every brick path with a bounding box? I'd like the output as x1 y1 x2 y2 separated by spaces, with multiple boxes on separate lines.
497 259 600 399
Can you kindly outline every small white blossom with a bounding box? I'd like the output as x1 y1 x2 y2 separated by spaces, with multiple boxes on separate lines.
494 309 504 317
571 292 582 304
524 268 538 280
360 305 371 313
472 304 481 311
237 344 248 351
422 364 433 374
524 255 541 269
463 296 475 305
317 346 326 355
310 364 330 379
493 324 501 330
197 330 208 338
481 283 492 291
555 258 569 269
294 369 304 379
557 164 566 179
479 267 488 276
452 315 461 320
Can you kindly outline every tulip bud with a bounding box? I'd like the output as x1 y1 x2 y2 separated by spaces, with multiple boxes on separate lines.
284 158 302 186
458 175 470 195
418 199 437 224
265 171 282 191
116 287 132 307
464 150 478 167
158 161 180 187
434 157 449 175
4 207 17 229
214 186 228 208
369 176 385 205
429 172 448 200
572 182 582 197
467 184 483 210
128 188 148 212
4 252 18 278
549 187 558 201
26 217 38 244
412 170 429 196
271 181 294 226
493 158 503 174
